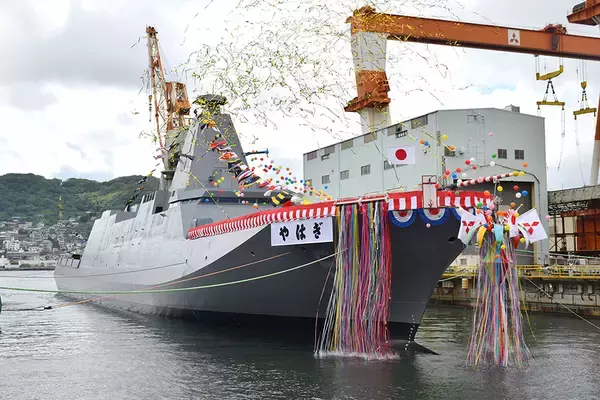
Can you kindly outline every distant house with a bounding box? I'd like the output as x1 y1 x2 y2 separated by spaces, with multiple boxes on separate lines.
40 240 53 252
4 240 20 252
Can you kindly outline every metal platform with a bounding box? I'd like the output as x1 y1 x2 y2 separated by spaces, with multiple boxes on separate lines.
443 264 600 280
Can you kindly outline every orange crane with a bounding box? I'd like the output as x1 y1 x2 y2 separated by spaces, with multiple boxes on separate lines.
344 3 600 183
146 26 191 182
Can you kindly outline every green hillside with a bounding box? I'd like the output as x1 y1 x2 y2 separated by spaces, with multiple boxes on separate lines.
0 173 159 223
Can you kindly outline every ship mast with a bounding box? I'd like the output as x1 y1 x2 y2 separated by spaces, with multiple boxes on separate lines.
146 26 191 189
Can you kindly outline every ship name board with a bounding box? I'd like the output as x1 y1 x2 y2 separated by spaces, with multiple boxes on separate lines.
270 217 333 246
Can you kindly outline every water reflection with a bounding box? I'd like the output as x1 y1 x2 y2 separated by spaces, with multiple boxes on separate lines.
1 271 599 399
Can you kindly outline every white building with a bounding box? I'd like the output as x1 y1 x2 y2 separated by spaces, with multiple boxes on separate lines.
4 239 20 252
303 105 549 263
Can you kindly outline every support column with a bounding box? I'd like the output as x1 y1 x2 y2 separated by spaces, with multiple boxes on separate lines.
590 95 600 185
345 7 391 134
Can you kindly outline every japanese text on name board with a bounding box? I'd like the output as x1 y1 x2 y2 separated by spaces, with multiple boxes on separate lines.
270 217 333 246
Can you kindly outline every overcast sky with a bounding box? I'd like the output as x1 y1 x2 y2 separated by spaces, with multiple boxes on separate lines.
0 0 598 190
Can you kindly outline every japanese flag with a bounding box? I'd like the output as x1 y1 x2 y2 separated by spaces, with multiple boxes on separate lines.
387 145 416 165
517 208 547 243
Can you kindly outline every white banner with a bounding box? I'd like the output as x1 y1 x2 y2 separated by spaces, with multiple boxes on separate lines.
271 217 334 246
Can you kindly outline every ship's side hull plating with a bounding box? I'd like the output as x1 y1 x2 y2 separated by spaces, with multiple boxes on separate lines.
55 211 463 341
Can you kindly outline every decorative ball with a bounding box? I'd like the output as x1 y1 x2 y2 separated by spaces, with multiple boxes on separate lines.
490 161 495 167
456 167 462 173
510 202 516 208
501 244 506 250
470 158 476 162
492 153 497 158
445 169 451 175
426 223 431 228
455 191 460 195
545 215 551 220
497 186 503 192
465 159 471 165
472 166 477 170
253 203 258 209
420 139 425 145
523 162 528 168
519 171 525 176
516 193 522 199
488 132 493 136
504 225 509 231
513 185 519 191
442 134 448 141
520 238 525 243
484 190 490 196
522 190 528 196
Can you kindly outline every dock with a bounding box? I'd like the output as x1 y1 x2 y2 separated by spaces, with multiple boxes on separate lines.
433 264 600 317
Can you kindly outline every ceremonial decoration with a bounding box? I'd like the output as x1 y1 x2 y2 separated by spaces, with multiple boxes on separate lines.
206 125 306 207
457 199 548 369
122 165 160 211
316 201 393 358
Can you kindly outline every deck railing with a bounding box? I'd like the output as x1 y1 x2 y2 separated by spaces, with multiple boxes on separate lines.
443 264 600 280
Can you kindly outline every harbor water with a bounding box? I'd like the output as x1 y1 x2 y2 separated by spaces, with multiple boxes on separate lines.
1 271 599 400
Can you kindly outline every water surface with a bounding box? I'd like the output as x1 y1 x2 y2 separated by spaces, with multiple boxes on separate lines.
1 271 599 399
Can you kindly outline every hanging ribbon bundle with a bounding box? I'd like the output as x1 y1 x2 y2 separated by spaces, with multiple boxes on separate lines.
457 201 547 369
316 201 393 358
466 229 531 369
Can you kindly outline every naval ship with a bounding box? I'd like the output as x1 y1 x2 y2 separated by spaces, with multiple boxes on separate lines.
54 95 484 342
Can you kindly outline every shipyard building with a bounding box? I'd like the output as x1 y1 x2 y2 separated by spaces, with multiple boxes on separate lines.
548 185 600 258
303 105 549 263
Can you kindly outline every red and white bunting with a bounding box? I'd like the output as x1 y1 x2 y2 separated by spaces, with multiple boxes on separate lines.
187 202 336 239
186 190 488 240
456 172 513 188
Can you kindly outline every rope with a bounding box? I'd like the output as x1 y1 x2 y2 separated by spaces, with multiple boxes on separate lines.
0 252 337 296
0 261 188 279
524 277 600 333
0 253 290 280
47 252 291 310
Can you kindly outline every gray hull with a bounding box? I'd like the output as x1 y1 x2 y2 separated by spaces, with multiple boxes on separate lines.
54 106 464 341
55 213 463 341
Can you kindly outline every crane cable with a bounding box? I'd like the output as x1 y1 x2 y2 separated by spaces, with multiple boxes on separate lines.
574 63 587 186
535 56 567 172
